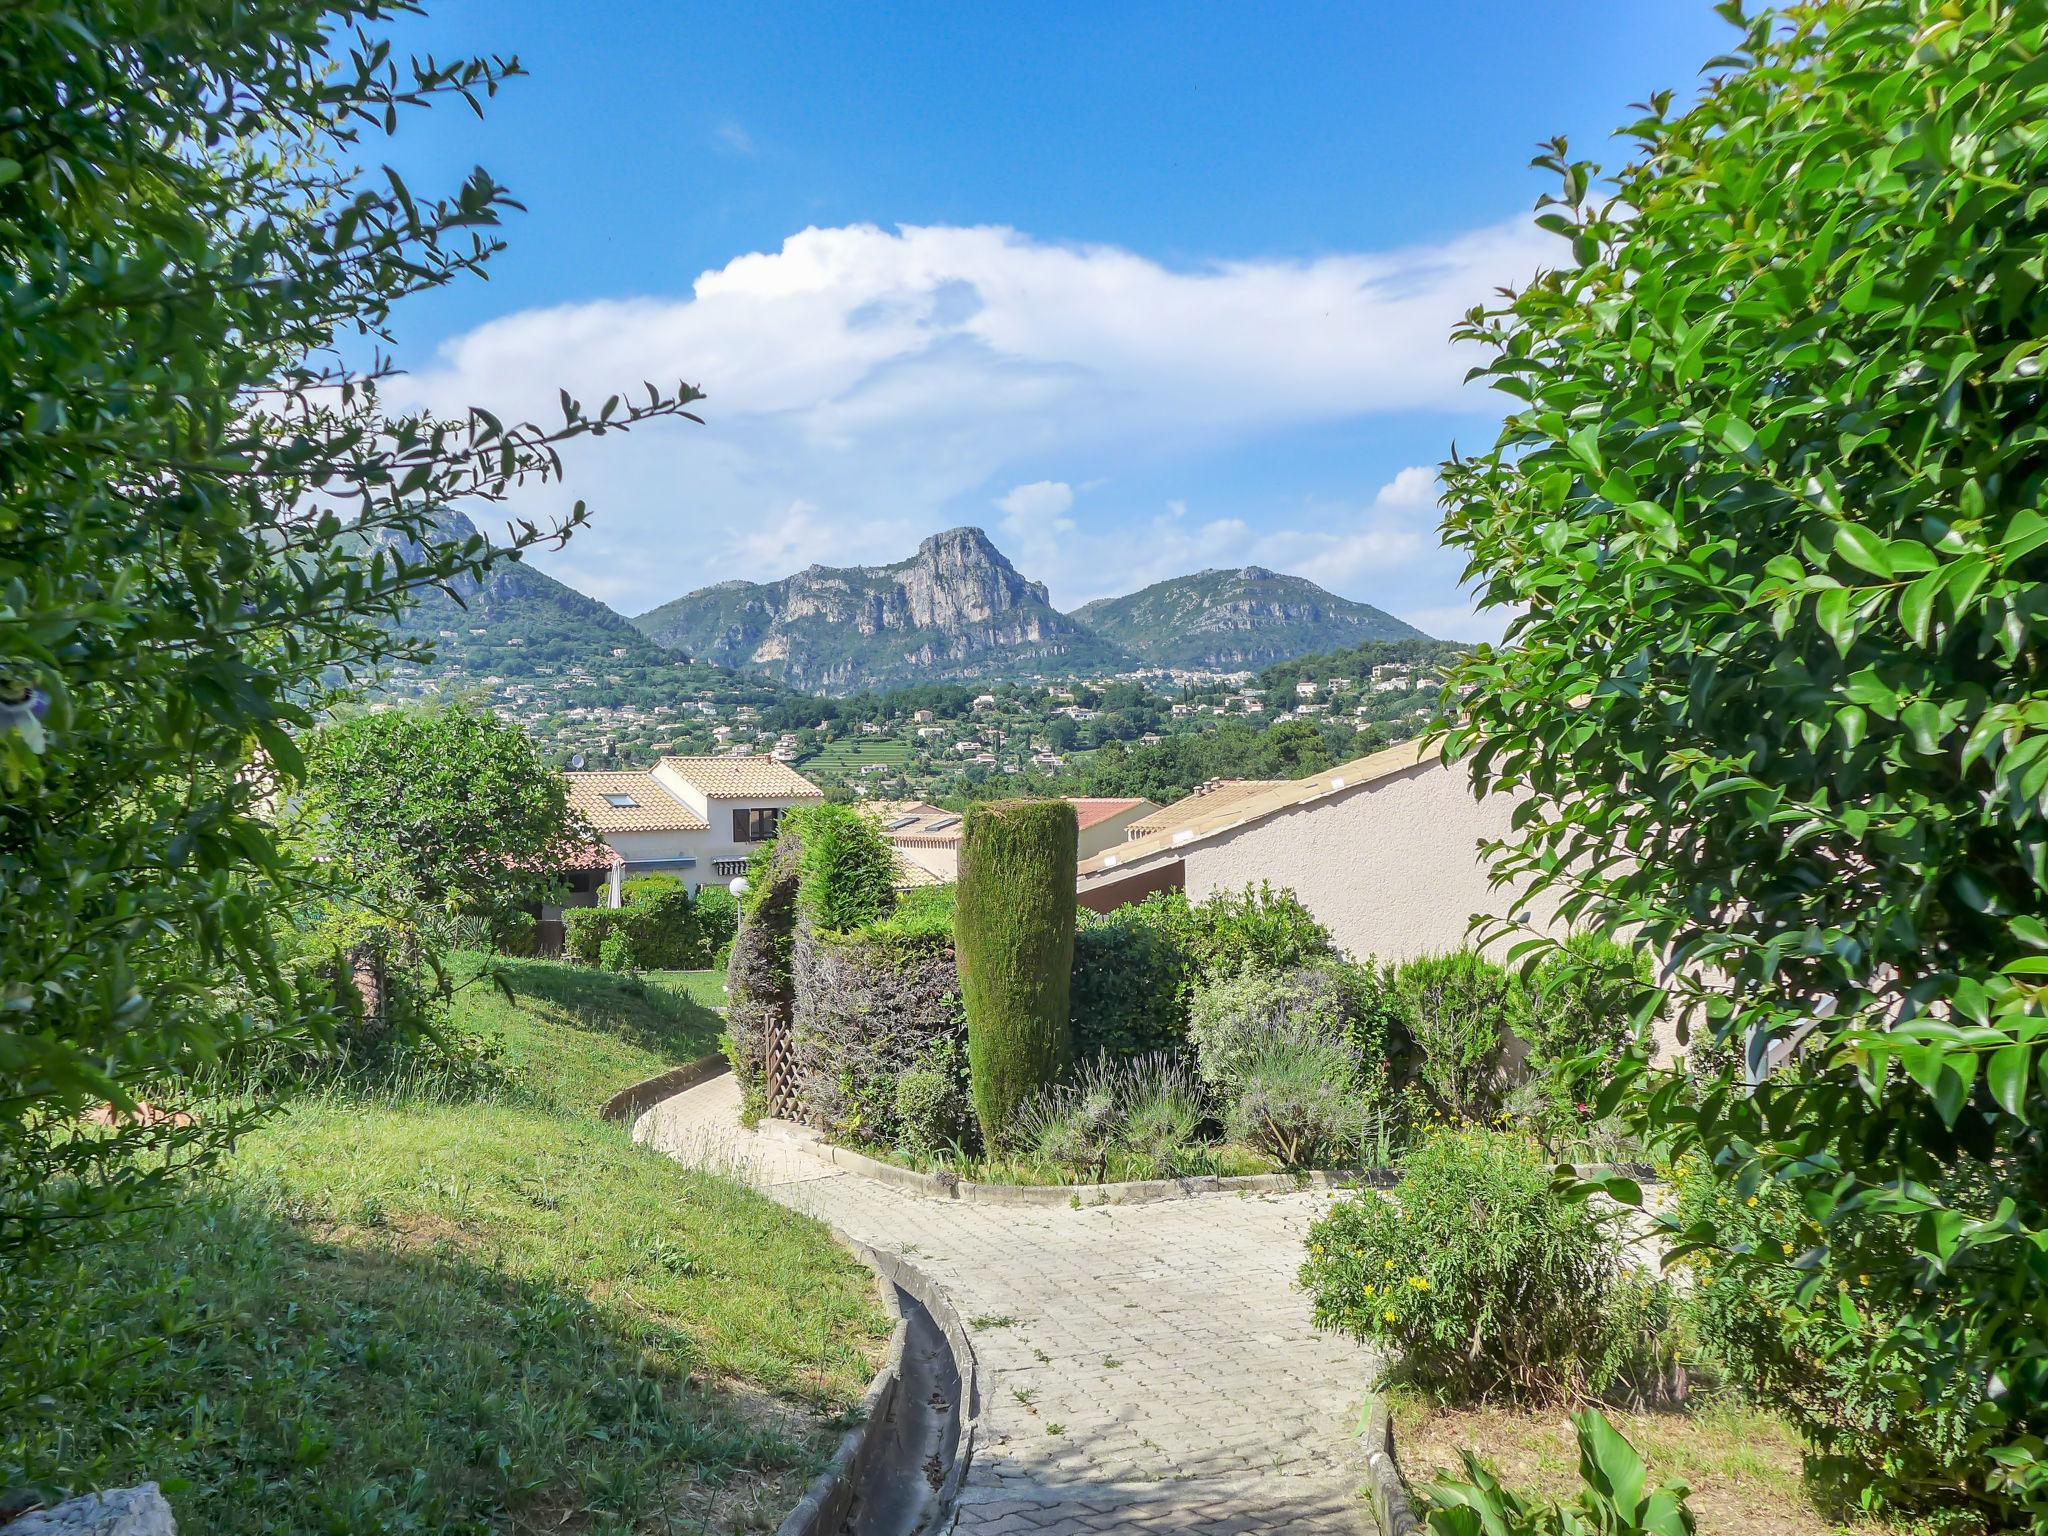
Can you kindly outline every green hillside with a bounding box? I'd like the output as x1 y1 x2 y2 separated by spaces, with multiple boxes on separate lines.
1071 566 1428 669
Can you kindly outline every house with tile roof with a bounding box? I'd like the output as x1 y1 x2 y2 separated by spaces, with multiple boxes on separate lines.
865 795 1159 882
558 755 823 910
1076 740 1568 965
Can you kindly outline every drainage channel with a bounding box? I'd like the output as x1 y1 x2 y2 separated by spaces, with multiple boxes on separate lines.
840 1279 974 1536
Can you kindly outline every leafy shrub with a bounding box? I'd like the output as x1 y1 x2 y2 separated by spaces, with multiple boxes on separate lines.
790 923 968 1148
1519 934 1657 1140
1387 950 1522 1124
1188 964 1360 1091
956 800 1078 1147
1015 1062 1124 1181
618 875 695 969
893 1038 973 1161
562 905 623 966
1301 1126 1662 1403
1670 1159 1985 1525
1423 1409 1696 1536
865 884 955 945
690 884 739 964
787 802 898 934
1223 1036 1372 1167
597 929 636 975
1070 909 1194 1058
1117 1055 1206 1170
1437 4 2048 1520
491 910 537 958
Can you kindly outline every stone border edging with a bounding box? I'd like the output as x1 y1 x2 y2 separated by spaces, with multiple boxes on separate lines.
598 1052 729 1123
1361 1395 1422 1536
776 1266 911 1536
757 1115 1398 1206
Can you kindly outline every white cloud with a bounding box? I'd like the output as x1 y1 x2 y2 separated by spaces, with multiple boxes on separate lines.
715 121 755 155
390 220 1546 613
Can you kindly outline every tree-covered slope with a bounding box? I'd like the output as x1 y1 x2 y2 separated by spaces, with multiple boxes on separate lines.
1070 567 1429 669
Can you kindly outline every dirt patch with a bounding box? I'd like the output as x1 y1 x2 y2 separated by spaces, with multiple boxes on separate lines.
1390 1396 1875 1536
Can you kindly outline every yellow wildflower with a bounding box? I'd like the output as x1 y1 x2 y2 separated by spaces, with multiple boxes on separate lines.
1382 1308 1398 1323
1384 1258 1396 1271
1409 1276 1430 1291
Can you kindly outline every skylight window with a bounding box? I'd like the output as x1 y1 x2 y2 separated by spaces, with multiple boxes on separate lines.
604 793 639 809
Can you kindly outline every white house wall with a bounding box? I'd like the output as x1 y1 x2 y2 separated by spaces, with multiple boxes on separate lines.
1179 759 1565 966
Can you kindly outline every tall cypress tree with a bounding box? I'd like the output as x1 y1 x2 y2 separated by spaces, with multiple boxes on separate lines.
955 799 1078 1145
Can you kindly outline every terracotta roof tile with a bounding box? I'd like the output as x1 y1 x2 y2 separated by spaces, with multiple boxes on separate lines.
656 756 825 801
563 770 707 832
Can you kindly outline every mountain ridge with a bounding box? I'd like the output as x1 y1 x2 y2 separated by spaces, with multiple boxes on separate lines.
1070 564 1425 671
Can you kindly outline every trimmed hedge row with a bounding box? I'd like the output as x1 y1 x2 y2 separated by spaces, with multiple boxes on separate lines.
562 877 740 972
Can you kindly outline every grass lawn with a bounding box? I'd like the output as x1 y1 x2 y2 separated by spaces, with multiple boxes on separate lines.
1 956 889 1536
1390 1391 1894 1536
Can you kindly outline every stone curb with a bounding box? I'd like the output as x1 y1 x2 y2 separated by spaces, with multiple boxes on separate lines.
597 1052 730 1124
757 1114 1399 1206
776 1265 910 1536
606 1060 983 1535
1360 1396 1422 1536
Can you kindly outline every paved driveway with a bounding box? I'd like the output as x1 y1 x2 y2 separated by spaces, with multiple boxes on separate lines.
639 1073 1376 1535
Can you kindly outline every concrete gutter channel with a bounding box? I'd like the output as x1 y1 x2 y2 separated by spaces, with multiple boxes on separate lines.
604 1062 982 1536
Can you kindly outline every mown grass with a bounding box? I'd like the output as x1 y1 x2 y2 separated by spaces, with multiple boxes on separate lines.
1 956 887 1535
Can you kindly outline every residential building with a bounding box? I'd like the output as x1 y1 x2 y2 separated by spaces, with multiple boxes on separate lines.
560 756 824 906
1076 741 1567 966
870 795 1157 879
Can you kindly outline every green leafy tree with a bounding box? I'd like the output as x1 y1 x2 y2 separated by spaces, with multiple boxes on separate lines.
955 800 1078 1145
0 0 699 1300
1438 2 2048 1521
296 702 583 924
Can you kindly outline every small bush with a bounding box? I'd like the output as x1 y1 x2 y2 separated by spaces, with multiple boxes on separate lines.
1188 964 1360 1091
1670 1158 1985 1524
1519 934 1658 1141
893 1038 973 1160
1301 1125 1663 1404
1223 1036 1372 1167
788 802 898 934
1117 1055 1205 1170
619 875 695 968
691 883 739 962
1015 1063 1124 1181
1070 910 1192 1058
491 910 537 958
597 928 637 975
562 905 624 966
1387 950 1523 1124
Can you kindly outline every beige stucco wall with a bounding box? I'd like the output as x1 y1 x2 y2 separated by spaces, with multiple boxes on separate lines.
1076 806 1155 860
893 842 959 881
1179 758 1564 966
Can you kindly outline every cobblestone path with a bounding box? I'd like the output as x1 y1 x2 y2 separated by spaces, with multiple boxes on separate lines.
639 1072 1376 1535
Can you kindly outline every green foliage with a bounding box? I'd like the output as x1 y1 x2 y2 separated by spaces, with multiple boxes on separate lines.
618 876 695 969
297 702 583 925
1070 907 1193 1058
1518 935 1658 1144
1302 1127 1661 1403
892 1039 974 1161
1423 1409 1696 1536
1436 4 2048 1516
956 800 1079 1146
563 905 622 966
786 802 899 934
1188 965 1363 1091
597 929 637 975
1670 1159 1984 1526
862 884 956 946
492 909 538 959
0 0 692 1294
1070 566 1424 670
1387 950 1521 1124
724 839 802 1104
691 884 740 962
1223 1038 1375 1168
1012 1054 1211 1182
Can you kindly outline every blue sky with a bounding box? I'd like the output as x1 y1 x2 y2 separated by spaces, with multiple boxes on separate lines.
376 3 1731 639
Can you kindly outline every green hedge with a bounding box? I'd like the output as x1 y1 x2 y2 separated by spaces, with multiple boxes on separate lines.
955 800 1077 1147
786 802 898 933
563 882 738 971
